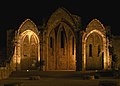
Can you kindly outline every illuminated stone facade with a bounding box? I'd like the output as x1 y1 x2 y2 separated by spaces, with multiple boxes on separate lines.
6 7 112 71
82 20 111 70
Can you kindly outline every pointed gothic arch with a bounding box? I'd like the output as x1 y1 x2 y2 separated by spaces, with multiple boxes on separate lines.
82 19 111 71
47 21 76 71
14 19 40 70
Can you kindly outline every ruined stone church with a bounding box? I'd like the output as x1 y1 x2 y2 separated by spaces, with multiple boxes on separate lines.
4 7 120 72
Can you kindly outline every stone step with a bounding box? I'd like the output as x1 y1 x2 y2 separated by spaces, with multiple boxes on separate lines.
10 70 82 78
9 70 116 79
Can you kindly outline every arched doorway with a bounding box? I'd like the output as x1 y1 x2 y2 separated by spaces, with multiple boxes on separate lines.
57 27 67 70
86 32 103 70
47 24 76 71
82 29 107 70
18 30 40 70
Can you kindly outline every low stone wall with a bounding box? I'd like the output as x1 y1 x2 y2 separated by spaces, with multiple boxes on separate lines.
0 67 10 80
0 62 14 80
0 57 15 80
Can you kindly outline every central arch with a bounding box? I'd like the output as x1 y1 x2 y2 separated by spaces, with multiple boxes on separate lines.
46 7 81 71
47 23 76 71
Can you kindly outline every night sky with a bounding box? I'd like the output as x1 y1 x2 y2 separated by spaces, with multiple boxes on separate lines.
0 0 119 58
0 0 120 35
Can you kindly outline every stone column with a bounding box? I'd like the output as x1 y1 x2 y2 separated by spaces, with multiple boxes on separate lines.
75 31 82 71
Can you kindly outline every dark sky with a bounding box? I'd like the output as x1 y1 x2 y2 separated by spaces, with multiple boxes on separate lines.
0 0 120 35
0 0 119 57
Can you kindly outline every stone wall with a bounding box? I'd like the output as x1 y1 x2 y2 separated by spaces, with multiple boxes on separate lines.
0 61 14 80
86 33 103 70
0 50 16 80
112 36 120 69
46 7 79 71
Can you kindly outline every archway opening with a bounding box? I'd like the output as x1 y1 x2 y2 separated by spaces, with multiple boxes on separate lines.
86 32 103 70
17 30 40 70
47 23 76 71
83 30 107 70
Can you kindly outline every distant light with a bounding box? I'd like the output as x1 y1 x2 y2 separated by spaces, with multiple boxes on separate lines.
27 70 29 72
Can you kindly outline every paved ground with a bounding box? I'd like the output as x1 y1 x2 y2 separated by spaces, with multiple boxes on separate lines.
0 71 120 86
0 77 120 86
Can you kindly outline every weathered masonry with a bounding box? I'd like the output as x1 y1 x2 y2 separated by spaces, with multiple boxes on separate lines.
6 7 113 72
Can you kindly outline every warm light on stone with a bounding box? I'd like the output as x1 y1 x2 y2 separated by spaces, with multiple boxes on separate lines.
13 19 40 70
82 19 111 71
7 8 112 72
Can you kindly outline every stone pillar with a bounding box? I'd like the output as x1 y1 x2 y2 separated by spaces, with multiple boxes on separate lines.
75 31 82 71
16 41 21 71
39 29 45 71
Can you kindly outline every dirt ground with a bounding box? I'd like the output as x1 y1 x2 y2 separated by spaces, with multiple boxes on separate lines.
0 77 120 86
0 71 120 86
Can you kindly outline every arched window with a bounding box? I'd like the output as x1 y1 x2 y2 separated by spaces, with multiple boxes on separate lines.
72 37 74 55
98 45 100 57
61 31 64 48
89 44 92 57
50 37 54 55
50 37 53 48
